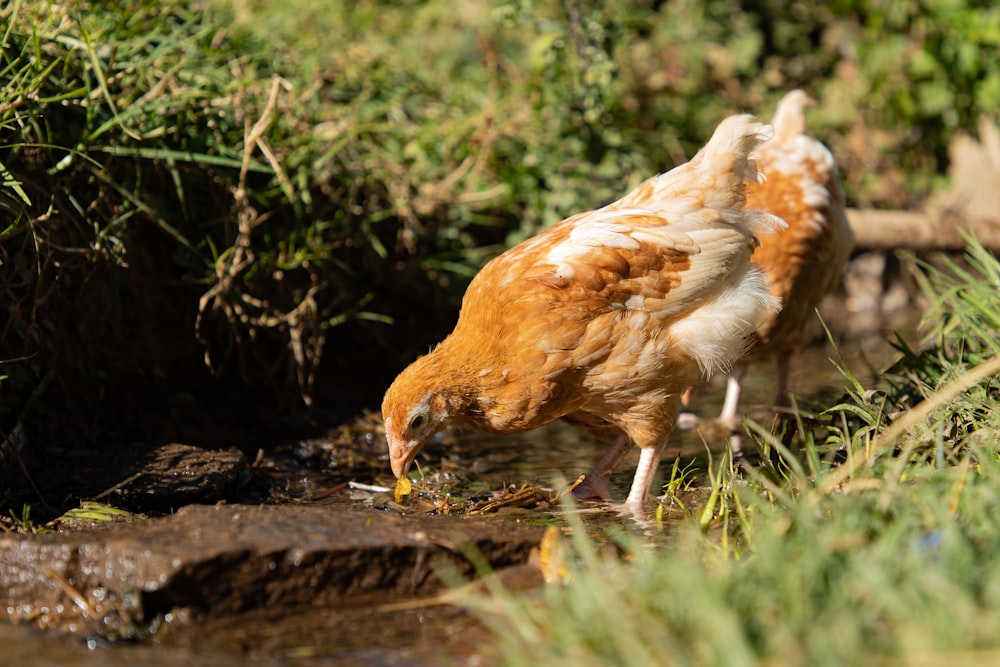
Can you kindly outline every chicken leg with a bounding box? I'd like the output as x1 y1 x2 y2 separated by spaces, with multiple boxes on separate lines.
718 365 749 458
624 444 665 510
573 432 665 513
572 432 632 501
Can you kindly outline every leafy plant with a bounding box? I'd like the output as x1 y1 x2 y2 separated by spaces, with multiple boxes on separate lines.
2 0 998 448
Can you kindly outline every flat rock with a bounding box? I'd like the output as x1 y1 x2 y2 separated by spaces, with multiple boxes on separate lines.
109 443 251 512
0 502 544 641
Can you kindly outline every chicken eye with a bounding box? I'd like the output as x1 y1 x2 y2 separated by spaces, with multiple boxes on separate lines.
409 415 425 430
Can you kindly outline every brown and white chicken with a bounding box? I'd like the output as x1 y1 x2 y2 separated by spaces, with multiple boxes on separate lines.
690 91 854 454
381 114 783 510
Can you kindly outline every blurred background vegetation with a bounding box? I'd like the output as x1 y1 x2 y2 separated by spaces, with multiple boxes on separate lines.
1 0 999 449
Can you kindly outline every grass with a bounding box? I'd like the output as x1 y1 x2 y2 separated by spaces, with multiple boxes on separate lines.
458 237 1000 666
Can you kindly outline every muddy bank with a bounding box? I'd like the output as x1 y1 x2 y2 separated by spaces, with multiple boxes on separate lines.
0 502 544 664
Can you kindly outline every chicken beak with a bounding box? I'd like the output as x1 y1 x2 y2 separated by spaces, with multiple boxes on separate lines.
385 420 419 478
389 439 416 478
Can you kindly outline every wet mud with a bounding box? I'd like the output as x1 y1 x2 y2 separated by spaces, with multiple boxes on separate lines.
0 502 543 665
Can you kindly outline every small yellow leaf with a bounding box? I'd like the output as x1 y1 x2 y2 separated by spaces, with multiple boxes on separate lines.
394 476 412 503
539 525 571 584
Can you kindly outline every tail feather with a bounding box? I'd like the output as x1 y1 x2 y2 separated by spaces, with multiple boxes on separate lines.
770 90 815 141
614 114 775 215
688 114 775 191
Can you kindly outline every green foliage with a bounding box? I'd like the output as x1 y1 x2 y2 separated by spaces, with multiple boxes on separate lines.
50 500 135 527
1 0 999 438
2 504 46 534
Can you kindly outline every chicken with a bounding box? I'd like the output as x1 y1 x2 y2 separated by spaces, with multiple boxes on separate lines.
381 114 783 510
691 91 854 454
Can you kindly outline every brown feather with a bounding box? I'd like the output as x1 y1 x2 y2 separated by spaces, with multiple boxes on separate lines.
742 90 854 361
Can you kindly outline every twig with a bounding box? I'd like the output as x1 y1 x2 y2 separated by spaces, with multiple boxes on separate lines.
308 480 351 500
36 565 98 617
237 75 289 196
91 471 144 501
846 208 1000 251
348 481 391 493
